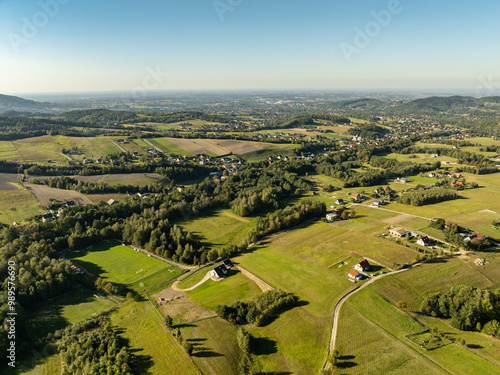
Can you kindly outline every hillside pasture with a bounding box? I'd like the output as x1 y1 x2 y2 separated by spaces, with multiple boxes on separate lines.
164 137 228 156
24 183 93 206
26 283 116 339
179 208 255 250
67 241 183 290
110 300 201 375
334 259 500 374
211 139 263 154
0 173 21 189
0 184 43 224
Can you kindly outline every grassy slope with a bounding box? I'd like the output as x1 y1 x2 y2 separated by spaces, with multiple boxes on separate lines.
180 208 255 250
26 283 116 338
110 300 201 375
335 258 500 374
0 184 43 224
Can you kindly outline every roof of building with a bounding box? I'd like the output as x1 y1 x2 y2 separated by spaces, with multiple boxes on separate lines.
357 259 370 270
391 227 409 235
348 270 359 278
212 265 227 278
222 259 234 268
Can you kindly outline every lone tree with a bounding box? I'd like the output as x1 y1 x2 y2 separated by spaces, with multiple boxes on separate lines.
165 315 173 328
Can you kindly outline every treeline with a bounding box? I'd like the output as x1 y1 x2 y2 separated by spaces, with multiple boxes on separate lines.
420 286 500 336
397 188 457 206
279 114 351 128
42 176 170 195
53 315 133 374
216 289 298 326
247 200 326 242
0 155 218 177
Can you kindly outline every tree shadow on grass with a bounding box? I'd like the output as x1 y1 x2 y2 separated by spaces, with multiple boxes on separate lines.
252 337 278 355
192 349 223 358
336 361 358 369
467 344 484 349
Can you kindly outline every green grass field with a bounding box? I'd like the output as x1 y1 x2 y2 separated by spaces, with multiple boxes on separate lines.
0 184 43 224
110 300 201 375
180 208 255 250
334 258 500 374
181 316 243 375
146 137 194 156
26 283 116 338
187 268 262 311
67 241 183 290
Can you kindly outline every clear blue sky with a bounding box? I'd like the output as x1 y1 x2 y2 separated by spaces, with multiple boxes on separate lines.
1 0 499 94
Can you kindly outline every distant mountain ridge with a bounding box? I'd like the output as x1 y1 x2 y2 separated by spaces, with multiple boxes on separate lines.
0 93 49 112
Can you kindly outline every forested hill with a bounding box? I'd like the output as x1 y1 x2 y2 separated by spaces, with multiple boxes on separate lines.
0 94 47 112
328 95 500 116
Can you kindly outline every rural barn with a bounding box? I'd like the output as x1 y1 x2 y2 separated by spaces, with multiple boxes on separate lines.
389 227 409 238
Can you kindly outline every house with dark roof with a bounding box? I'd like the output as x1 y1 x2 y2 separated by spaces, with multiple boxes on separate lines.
354 260 370 272
211 265 227 280
335 198 345 205
222 259 234 269
417 236 432 247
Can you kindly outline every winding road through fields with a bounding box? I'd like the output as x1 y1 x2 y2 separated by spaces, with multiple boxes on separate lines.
324 263 421 370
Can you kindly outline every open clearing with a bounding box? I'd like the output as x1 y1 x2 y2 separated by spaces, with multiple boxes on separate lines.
164 137 228 156
24 183 93 206
211 139 263 154
67 241 183 290
0 184 43 224
180 208 255 249
0 173 21 189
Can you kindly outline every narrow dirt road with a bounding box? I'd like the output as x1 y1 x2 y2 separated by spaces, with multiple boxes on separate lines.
324 263 421 370
172 271 212 292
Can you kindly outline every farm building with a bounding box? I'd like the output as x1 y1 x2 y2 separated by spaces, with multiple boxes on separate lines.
417 236 432 246
335 198 345 205
326 210 343 221
107 199 118 206
354 260 370 272
211 265 227 280
348 270 363 280
389 227 409 238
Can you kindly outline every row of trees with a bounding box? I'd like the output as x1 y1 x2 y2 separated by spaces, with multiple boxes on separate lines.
397 188 457 206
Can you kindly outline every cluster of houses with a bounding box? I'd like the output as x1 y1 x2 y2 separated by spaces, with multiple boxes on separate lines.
41 200 77 222
446 222 486 243
348 259 370 281
211 258 235 280
388 227 433 247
